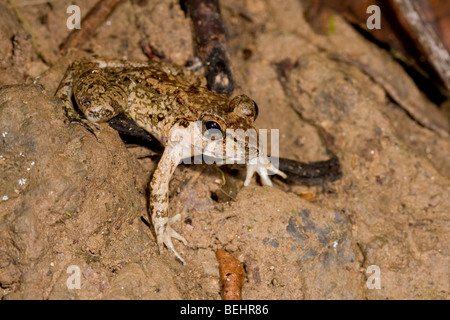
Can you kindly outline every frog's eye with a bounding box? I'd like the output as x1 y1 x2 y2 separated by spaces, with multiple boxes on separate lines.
202 120 223 140
205 121 221 132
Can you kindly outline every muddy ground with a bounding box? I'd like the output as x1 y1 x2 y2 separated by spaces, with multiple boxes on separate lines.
0 0 449 300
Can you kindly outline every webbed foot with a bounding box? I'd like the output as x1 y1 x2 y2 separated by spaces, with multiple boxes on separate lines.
154 214 187 264
244 158 287 186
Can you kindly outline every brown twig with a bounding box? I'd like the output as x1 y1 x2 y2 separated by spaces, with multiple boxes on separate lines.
59 0 124 56
184 0 235 97
216 249 245 300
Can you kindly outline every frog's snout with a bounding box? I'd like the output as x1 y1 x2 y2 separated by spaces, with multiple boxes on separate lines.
229 94 258 121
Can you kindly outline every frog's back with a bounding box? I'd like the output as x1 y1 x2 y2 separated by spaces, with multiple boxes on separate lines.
101 61 231 144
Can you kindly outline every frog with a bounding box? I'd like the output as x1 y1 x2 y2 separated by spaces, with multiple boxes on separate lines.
55 58 286 264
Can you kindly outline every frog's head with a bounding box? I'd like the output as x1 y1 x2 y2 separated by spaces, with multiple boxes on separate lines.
169 94 262 165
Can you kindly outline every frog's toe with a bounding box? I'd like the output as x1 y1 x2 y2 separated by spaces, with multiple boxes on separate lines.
244 164 258 186
244 161 287 187
168 213 182 225
267 162 287 180
168 214 188 245
163 225 186 264
70 118 100 136
155 215 187 264
256 164 273 186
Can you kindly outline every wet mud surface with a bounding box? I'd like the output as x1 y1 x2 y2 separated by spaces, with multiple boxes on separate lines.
0 0 448 299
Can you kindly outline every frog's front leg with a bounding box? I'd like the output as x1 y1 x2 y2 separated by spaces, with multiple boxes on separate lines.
55 62 82 123
150 144 187 264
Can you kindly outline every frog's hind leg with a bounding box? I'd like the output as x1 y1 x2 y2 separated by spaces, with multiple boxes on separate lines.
150 144 187 264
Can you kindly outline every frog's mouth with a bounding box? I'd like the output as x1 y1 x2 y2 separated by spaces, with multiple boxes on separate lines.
200 129 260 165
169 120 261 165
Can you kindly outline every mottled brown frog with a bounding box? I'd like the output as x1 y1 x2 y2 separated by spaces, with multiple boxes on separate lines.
55 58 286 264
